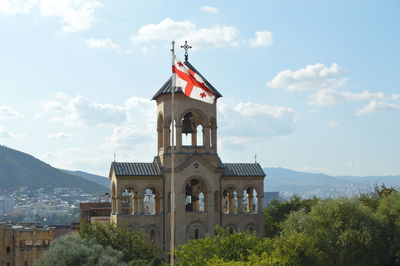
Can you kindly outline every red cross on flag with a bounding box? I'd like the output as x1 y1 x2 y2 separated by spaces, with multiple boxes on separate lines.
172 55 216 104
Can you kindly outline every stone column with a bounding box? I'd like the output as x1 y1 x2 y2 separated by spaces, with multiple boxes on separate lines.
192 129 197 147
138 196 145 214
116 196 122 214
237 194 244 213
176 124 182 150
248 193 254 213
155 194 161 214
203 126 210 149
257 196 264 213
211 127 217 152
228 195 234 213
133 194 138 214
111 196 116 213
163 125 169 152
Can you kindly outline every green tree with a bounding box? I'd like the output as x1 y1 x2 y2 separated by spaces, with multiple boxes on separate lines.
377 190 400 264
277 199 390 266
360 184 396 210
175 226 267 266
79 221 161 264
39 234 126 266
264 195 318 237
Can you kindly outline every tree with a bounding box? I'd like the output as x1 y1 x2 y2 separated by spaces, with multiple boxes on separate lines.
175 226 267 266
79 221 160 264
277 199 390 266
264 195 318 237
39 234 126 266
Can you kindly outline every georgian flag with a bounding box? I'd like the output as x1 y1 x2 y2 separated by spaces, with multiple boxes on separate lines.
172 55 216 104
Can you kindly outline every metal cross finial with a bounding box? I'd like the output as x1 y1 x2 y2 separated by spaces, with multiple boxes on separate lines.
180 40 192 61
254 153 257 163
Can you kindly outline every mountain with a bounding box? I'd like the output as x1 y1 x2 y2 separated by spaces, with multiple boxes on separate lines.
63 170 110 187
0 145 108 194
264 167 400 199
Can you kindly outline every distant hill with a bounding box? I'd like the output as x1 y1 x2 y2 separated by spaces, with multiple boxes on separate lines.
0 145 108 194
63 170 110 188
264 167 400 199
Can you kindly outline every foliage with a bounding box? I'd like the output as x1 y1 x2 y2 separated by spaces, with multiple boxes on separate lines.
79 221 160 264
264 195 319 237
359 183 396 210
39 234 126 266
175 226 268 266
276 198 390 266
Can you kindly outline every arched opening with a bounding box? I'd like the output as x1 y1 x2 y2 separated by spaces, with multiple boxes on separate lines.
144 188 160 215
243 187 257 213
197 125 203 146
121 188 138 214
185 179 207 212
194 229 199 239
150 229 155 241
6 246 10 253
182 112 194 146
222 188 238 214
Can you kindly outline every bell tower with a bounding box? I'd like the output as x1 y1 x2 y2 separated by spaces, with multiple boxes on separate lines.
109 46 265 252
152 59 222 168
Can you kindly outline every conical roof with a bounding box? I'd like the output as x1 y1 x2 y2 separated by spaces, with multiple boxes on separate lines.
152 60 222 100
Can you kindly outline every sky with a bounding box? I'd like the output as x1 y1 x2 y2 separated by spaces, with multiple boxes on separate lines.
0 0 399 177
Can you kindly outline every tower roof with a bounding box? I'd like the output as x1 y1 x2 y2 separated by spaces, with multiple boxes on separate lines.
152 61 223 100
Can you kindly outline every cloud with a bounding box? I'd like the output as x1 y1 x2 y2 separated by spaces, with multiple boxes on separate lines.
48 132 74 140
218 100 298 149
328 121 340 128
250 31 273 47
0 0 102 32
41 95 127 126
0 106 22 119
200 6 219 13
308 89 385 106
86 38 130 54
392 93 400 102
267 63 347 91
355 101 400 116
131 18 239 50
0 127 24 139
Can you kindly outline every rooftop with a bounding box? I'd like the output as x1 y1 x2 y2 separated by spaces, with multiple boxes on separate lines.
152 60 222 100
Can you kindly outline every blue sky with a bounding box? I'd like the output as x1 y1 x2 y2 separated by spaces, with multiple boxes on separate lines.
0 0 399 176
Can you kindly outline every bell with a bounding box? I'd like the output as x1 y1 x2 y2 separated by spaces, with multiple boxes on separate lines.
182 112 194 135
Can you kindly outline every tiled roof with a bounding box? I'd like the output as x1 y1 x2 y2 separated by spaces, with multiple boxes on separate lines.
223 163 265 177
152 60 222 100
112 162 161 176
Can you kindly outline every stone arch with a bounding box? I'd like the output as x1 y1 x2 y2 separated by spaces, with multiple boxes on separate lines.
244 223 258 234
121 186 139 214
181 175 211 193
145 224 159 242
225 223 238 234
179 108 209 147
183 177 209 212
242 185 258 213
222 186 239 214
186 221 208 240
142 185 162 215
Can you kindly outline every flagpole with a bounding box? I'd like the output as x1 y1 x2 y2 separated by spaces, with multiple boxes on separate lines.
170 40 176 266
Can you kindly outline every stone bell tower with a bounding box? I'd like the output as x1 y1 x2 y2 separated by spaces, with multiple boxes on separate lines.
109 47 266 252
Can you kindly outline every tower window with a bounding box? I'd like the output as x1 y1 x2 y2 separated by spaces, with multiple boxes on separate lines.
6 246 11 253
150 229 155 241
